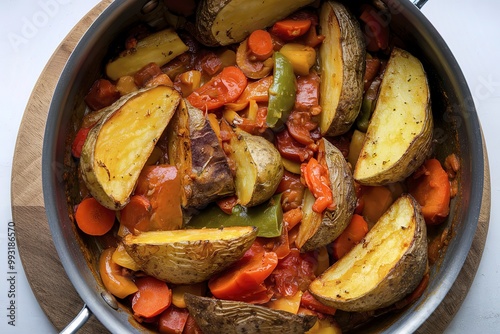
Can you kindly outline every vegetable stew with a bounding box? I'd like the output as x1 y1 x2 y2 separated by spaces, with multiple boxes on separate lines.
67 1 459 333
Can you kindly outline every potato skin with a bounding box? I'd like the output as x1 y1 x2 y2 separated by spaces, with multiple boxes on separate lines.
80 86 180 210
184 294 317 334
229 129 284 207
309 195 428 312
123 226 257 284
168 100 235 209
353 47 433 186
318 1 365 136
194 0 315 46
297 139 356 252
246 135 284 206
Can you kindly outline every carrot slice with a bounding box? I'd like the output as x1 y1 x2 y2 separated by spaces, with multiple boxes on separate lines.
247 29 274 61
332 214 369 260
208 243 278 301
75 197 115 236
187 66 247 110
132 276 172 319
361 185 393 225
270 19 312 41
408 158 451 225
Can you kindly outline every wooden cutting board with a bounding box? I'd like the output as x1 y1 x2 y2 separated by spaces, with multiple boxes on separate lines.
10 1 491 333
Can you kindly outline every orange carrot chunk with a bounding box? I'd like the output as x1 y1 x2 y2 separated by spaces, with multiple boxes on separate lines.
84 78 120 111
158 306 189 334
270 19 312 41
408 158 451 225
361 185 394 225
132 276 172 319
332 214 369 260
75 197 116 236
247 29 274 61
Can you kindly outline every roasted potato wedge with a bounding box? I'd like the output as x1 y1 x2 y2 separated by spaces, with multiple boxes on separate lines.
123 226 257 284
168 100 235 209
353 47 433 185
309 194 428 312
106 28 188 80
194 0 316 46
296 139 356 252
228 128 284 207
184 294 317 334
80 86 181 210
318 1 365 136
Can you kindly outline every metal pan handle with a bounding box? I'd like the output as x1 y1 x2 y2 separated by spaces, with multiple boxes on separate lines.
412 0 429 9
59 305 92 334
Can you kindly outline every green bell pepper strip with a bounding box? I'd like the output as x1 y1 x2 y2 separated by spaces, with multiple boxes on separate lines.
356 76 382 132
266 52 296 129
187 195 283 238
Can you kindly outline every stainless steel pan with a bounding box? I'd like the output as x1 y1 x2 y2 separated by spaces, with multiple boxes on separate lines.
41 0 486 332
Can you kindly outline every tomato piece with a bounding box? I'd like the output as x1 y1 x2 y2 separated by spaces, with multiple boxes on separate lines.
216 195 239 215
187 66 247 110
122 165 183 232
301 158 335 213
269 249 316 297
208 242 278 302
71 126 92 158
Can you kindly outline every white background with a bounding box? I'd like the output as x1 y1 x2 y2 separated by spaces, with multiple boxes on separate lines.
0 0 499 333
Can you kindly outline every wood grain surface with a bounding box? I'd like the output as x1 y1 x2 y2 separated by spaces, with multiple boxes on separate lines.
10 1 490 333
11 1 112 332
